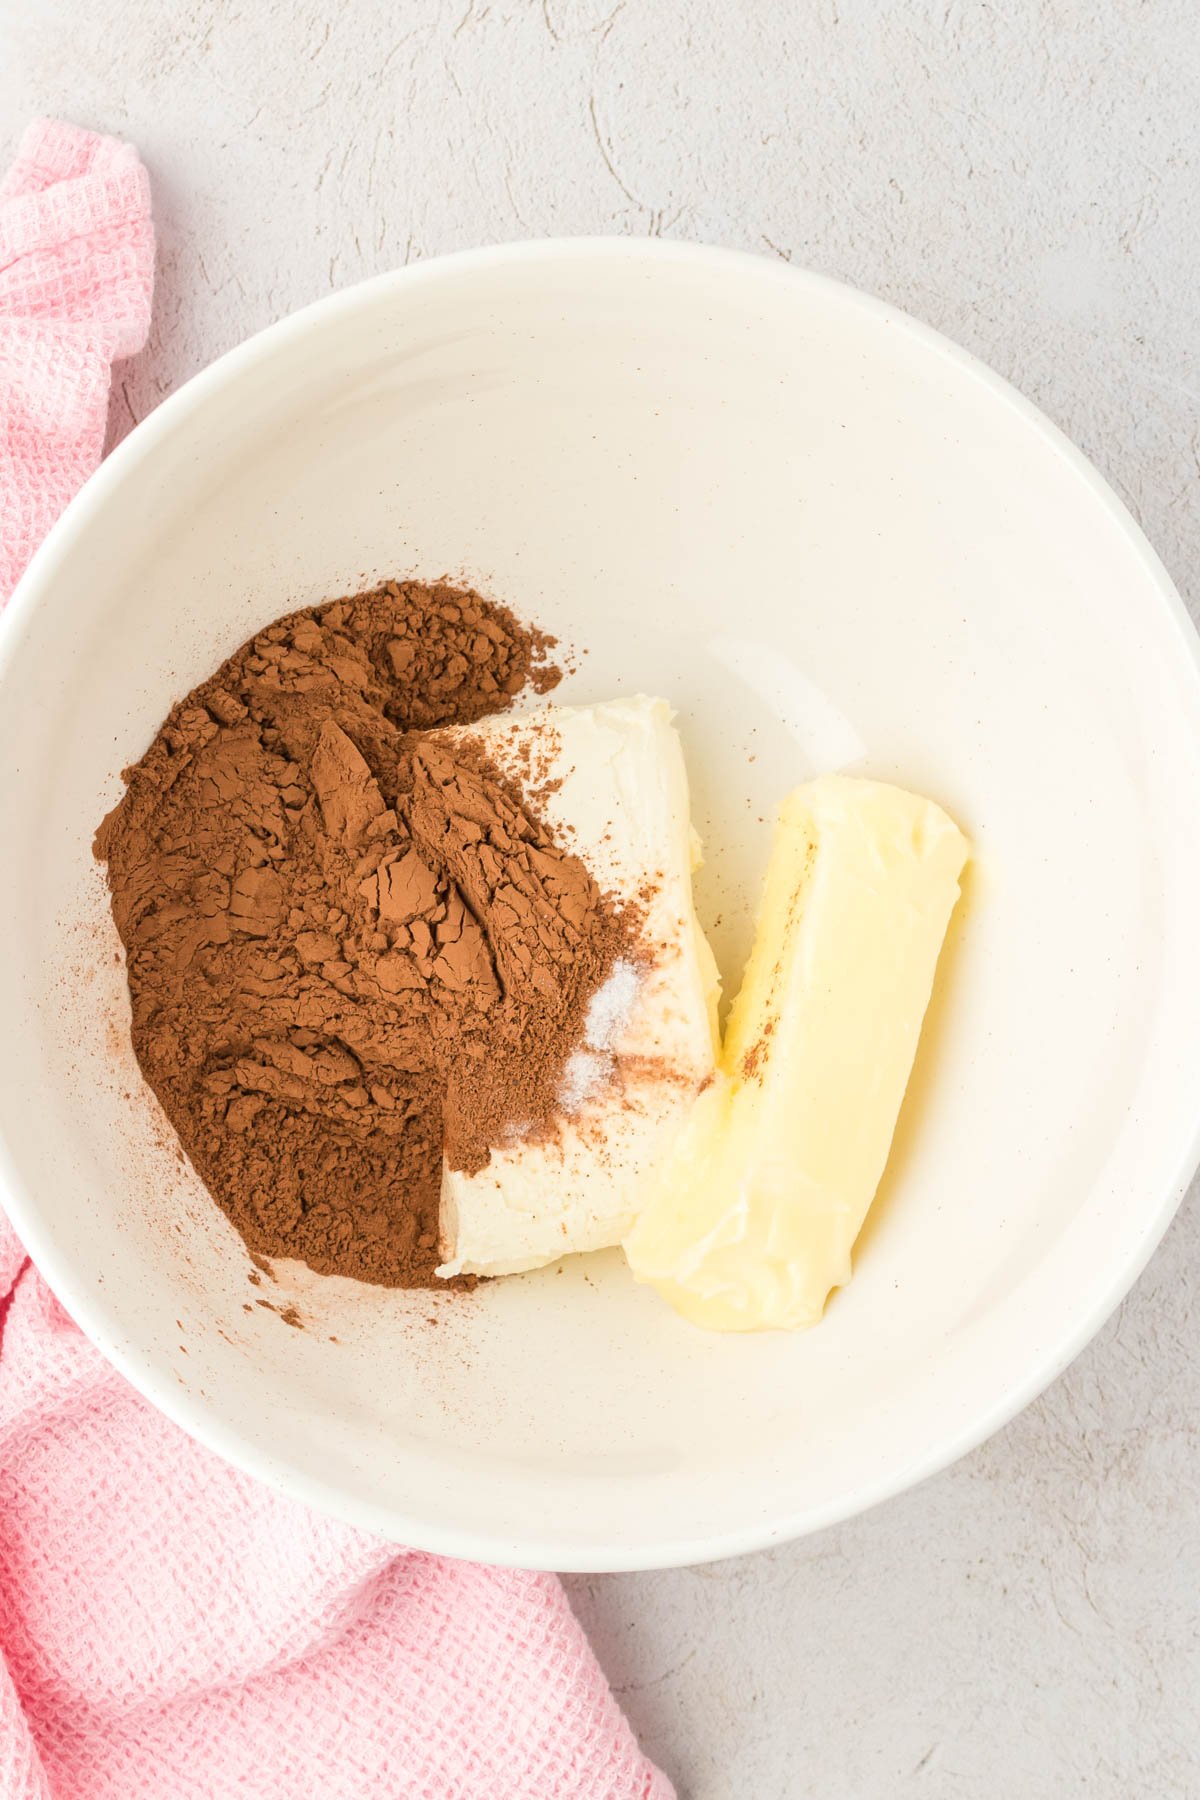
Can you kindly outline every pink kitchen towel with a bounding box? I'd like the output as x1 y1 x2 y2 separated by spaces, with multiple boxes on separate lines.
0 120 153 603
0 120 673 1800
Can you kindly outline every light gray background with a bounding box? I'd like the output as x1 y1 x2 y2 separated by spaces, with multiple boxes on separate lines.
4 2 1198 1795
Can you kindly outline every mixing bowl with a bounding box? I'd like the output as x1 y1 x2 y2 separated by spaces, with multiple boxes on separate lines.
1 241 1199 1570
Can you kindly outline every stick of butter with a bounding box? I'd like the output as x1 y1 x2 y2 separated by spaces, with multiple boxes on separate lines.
624 776 968 1331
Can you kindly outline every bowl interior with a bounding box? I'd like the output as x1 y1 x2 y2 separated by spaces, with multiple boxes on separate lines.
2 244 1200 1568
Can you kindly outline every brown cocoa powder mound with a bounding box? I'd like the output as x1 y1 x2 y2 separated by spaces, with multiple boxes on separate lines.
95 579 631 1289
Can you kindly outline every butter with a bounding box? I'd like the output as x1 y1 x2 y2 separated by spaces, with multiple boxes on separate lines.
624 776 968 1331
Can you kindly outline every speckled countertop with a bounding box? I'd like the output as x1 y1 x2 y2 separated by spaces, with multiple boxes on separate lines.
3 2 1197 1793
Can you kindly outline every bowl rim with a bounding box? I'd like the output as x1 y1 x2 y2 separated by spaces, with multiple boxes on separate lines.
2 236 1199 1571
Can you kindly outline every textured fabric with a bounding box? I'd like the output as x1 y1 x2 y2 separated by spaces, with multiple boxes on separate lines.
0 119 154 602
0 122 672 1800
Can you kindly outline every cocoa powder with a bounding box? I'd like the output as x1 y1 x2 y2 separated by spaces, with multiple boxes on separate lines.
95 579 630 1288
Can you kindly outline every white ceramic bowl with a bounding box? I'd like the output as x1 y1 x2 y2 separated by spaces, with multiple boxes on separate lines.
2 242 1199 1572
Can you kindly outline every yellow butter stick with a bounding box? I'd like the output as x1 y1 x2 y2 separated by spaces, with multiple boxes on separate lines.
624 776 968 1331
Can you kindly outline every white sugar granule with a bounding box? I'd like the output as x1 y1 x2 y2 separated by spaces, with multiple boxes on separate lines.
558 959 643 1111
582 958 641 1050
558 1049 611 1112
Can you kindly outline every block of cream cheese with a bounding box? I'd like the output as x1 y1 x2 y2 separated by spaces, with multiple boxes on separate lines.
625 776 968 1331
436 696 720 1279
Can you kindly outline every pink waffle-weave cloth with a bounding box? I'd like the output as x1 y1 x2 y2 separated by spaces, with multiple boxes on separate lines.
0 119 672 1800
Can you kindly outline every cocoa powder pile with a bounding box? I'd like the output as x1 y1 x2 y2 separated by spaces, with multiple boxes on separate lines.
95 579 630 1287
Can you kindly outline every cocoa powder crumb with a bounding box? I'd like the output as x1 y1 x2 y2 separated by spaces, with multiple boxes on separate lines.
96 579 632 1291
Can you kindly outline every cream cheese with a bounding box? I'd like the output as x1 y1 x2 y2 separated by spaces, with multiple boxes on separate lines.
436 695 720 1279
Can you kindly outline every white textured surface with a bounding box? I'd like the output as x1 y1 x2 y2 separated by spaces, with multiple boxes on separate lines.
3 3 1197 1794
